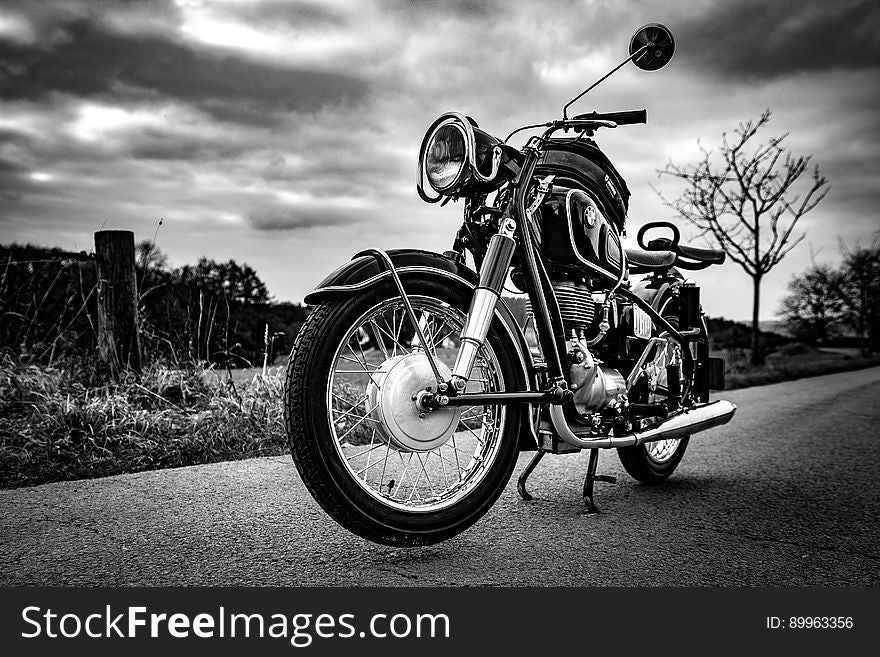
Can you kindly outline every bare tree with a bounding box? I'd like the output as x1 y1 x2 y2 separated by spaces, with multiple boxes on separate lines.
656 110 830 364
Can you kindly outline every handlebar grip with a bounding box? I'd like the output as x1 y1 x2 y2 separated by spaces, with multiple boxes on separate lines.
573 109 647 125
601 109 647 125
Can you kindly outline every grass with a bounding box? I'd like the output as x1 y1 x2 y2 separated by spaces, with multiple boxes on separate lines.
2 344 878 490
0 358 288 489
715 345 880 389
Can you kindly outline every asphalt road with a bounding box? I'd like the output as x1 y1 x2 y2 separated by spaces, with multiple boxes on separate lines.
2 367 879 586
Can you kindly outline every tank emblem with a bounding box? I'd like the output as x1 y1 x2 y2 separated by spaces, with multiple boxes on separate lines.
585 205 597 227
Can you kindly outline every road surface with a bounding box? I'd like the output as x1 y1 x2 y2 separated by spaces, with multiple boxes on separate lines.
2 366 879 586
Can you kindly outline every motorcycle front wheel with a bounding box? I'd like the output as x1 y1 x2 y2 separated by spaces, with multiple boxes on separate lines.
284 279 523 546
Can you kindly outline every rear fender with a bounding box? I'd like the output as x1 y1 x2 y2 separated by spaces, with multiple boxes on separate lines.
305 249 540 450
631 268 684 314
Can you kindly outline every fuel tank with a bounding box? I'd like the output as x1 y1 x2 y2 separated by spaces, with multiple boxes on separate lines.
534 138 630 279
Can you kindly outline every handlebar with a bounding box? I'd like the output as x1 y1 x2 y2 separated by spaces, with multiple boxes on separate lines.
505 108 648 143
572 109 647 126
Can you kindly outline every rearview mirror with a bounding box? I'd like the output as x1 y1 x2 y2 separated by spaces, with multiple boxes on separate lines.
629 23 675 71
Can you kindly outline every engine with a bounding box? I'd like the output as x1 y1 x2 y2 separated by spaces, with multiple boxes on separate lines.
568 337 627 414
526 274 627 414
552 277 596 335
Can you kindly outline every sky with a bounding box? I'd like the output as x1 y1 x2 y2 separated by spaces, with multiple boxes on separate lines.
1 0 878 321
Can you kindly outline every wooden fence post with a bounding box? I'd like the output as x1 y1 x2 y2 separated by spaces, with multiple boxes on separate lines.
95 230 142 377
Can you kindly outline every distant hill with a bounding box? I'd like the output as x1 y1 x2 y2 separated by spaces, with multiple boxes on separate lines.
723 319 792 336
705 316 792 351
758 320 793 337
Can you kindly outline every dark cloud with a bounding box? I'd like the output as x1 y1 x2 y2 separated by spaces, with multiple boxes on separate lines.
126 128 250 162
0 19 368 125
248 206 363 231
220 0 349 30
391 0 503 19
676 0 880 79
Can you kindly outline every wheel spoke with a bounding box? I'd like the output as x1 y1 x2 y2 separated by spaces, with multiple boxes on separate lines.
334 406 380 423
374 313 408 356
396 452 414 500
331 390 368 410
416 453 434 497
362 428 376 479
369 319 390 360
406 457 423 502
338 353 379 369
459 422 486 446
355 453 389 477
437 449 449 487
431 325 457 349
379 439 391 489
336 403 380 442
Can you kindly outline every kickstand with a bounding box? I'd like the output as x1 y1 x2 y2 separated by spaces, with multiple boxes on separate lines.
583 449 616 514
517 451 545 501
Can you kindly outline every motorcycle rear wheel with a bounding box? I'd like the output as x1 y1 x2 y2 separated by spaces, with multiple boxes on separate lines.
617 306 690 484
284 279 523 546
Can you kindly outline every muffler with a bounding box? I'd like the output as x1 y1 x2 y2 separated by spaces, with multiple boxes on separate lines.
550 399 737 450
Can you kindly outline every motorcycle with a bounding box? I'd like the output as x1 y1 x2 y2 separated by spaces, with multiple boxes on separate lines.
284 23 735 546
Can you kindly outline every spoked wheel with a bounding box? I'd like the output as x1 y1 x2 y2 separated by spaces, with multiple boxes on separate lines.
617 311 690 484
284 279 522 546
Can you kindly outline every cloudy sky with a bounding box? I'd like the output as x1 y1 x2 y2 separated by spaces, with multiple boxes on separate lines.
1 0 878 320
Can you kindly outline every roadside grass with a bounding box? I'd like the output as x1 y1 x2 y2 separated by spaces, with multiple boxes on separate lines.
2 346 878 489
0 358 288 489
715 345 880 389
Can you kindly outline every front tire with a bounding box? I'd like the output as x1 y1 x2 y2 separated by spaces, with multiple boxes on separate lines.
284 279 523 546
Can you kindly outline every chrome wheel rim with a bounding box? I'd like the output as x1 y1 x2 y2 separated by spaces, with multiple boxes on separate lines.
326 295 506 513
645 438 680 463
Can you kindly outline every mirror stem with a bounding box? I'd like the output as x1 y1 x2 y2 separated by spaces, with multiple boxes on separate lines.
562 43 650 120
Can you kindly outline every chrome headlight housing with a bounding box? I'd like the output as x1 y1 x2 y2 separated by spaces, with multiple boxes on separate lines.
417 112 502 202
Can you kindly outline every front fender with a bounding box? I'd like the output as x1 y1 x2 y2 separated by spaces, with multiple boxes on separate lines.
305 248 539 450
304 249 478 303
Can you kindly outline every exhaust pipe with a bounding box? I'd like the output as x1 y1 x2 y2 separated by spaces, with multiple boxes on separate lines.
550 399 737 450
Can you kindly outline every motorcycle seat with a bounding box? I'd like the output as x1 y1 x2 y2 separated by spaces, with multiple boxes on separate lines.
625 248 676 273
647 238 726 266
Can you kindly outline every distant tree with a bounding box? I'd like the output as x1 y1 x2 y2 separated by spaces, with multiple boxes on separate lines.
839 236 880 355
135 240 168 273
656 110 830 364
778 263 845 345
178 258 270 305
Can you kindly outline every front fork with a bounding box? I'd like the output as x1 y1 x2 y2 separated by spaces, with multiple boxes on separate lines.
447 216 518 393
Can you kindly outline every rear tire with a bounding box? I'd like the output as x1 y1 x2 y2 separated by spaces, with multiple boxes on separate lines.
284 279 523 546
617 298 690 484
617 435 689 484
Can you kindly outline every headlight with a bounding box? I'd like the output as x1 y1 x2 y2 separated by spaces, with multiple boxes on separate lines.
417 112 503 203
426 121 467 193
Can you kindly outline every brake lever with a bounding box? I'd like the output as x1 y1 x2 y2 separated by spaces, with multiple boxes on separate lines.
567 119 618 133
